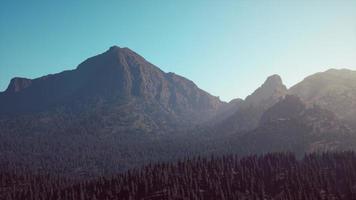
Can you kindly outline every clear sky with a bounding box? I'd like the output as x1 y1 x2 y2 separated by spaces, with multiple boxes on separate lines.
1 0 356 101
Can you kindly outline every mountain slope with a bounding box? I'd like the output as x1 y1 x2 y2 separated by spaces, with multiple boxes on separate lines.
289 69 356 127
237 95 355 155
0 46 224 131
0 46 227 176
213 74 287 134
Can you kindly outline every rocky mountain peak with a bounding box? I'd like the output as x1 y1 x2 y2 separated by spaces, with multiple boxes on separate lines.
106 45 138 57
108 45 122 51
264 74 283 87
213 74 288 134
0 46 223 126
5 77 32 93
244 74 287 107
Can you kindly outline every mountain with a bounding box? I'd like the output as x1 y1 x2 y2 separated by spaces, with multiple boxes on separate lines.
1 46 356 178
236 95 355 155
213 74 287 134
0 46 224 132
290 69 356 128
244 74 287 107
0 46 227 176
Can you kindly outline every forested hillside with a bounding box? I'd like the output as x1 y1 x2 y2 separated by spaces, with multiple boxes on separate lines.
2 152 356 200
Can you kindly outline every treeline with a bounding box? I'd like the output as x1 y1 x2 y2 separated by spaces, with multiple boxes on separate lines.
2 152 356 200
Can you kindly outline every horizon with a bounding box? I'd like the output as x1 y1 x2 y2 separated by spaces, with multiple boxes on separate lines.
1 0 356 101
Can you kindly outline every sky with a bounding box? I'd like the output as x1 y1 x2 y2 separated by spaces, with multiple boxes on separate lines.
1 0 356 101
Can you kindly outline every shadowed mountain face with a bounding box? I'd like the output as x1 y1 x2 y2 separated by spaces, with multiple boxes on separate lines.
0 46 223 132
290 69 356 128
237 95 355 155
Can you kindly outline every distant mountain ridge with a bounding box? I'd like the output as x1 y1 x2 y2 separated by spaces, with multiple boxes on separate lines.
212 69 356 135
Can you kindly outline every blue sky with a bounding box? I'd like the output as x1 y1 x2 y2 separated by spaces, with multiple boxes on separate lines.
1 0 355 101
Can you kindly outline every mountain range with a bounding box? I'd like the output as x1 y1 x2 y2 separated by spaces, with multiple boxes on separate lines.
1 46 356 177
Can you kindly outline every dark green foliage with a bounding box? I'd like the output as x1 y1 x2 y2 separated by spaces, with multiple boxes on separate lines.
2 152 356 200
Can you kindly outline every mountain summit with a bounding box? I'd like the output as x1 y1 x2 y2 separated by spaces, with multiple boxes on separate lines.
244 74 287 107
5 77 33 93
0 46 223 129
0 46 227 175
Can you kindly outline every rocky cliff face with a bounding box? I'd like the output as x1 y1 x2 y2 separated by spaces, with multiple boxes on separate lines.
5 77 33 93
